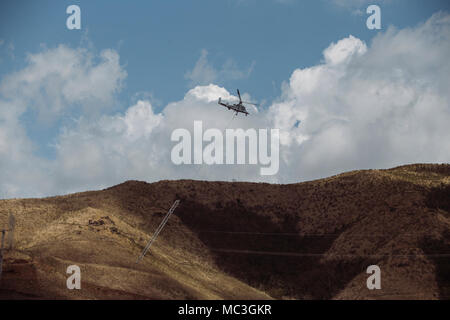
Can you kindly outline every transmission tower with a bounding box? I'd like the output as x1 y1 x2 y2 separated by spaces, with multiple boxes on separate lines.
136 200 180 263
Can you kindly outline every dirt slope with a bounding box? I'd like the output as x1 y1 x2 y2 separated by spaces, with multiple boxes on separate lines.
0 163 449 299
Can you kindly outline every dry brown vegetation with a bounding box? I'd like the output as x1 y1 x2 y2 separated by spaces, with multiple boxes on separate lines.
0 163 449 300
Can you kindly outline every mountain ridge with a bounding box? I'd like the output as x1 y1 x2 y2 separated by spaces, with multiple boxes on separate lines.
0 163 449 299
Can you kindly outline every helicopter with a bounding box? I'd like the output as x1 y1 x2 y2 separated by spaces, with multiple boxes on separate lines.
218 89 258 116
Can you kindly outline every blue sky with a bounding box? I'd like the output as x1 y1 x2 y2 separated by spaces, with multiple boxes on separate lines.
1 0 450 197
1 0 449 108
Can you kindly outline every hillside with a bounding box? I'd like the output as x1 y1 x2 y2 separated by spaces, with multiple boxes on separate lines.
0 164 449 300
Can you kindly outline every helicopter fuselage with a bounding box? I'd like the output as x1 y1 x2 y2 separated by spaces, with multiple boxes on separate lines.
218 101 249 115
218 91 252 116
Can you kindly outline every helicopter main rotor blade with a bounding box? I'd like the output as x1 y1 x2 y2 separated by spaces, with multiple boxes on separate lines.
237 89 242 103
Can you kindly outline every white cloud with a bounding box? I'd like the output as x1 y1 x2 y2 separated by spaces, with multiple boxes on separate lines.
0 12 449 198
0 45 126 121
52 100 163 192
269 12 450 181
121 100 163 141
323 35 367 65
50 85 269 194
0 45 127 197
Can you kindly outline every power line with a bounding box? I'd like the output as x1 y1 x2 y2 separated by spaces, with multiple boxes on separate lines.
211 248 450 258
148 227 434 237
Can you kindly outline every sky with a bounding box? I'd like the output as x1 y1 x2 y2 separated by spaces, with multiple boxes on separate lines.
0 0 450 198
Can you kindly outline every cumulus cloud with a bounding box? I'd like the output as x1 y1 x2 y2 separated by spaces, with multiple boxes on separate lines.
0 45 126 121
0 12 449 198
270 12 450 181
48 84 269 195
0 45 127 197
52 100 163 193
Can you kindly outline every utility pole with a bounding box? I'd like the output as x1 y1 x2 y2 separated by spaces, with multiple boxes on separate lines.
136 200 180 263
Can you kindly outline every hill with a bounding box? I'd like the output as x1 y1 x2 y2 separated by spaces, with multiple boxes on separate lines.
0 164 449 299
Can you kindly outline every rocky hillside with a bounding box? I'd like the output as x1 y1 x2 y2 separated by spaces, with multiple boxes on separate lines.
0 164 449 299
